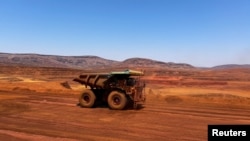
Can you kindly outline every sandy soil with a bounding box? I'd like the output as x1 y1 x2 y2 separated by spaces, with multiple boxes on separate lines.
0 66 250 141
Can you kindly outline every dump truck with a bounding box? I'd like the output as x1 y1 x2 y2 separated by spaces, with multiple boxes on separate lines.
73 69 146 110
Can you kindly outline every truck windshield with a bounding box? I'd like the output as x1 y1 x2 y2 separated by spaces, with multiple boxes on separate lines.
126 78 136 86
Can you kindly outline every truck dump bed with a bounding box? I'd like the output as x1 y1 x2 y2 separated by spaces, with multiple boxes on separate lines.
73 73 109 88
73 69 144 88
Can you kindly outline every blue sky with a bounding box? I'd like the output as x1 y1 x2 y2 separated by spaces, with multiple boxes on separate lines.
0 0 249 67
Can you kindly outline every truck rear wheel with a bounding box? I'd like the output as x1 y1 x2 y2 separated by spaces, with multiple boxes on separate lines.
79 89 96 108
108 91 127 110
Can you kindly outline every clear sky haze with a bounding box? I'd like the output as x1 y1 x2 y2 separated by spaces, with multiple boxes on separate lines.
0 0 249 67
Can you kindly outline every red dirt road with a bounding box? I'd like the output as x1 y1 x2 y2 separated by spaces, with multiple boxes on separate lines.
1 90 250 141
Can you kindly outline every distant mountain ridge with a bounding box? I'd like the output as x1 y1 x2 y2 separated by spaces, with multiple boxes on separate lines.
0 52 194 69
212 64 250 69
1 53 249 70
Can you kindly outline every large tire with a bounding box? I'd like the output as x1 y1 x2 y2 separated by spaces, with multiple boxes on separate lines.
108 91 127 110
79 89 96 108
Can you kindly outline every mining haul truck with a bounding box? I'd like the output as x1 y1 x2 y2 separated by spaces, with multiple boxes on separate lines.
73 69 146 110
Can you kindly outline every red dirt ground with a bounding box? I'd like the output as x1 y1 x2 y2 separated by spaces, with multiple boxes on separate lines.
0 65 250 141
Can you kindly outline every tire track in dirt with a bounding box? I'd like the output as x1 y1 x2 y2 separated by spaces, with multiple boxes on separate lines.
144 103 250 121
0 129 79 141
1 91 250 141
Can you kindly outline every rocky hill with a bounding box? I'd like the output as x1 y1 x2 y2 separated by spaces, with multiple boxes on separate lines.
119 58 194 69
0 53 118 69
0 53 194 69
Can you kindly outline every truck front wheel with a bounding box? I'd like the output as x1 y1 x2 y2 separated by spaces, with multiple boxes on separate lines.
108 91 127 110
79 89 96 108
